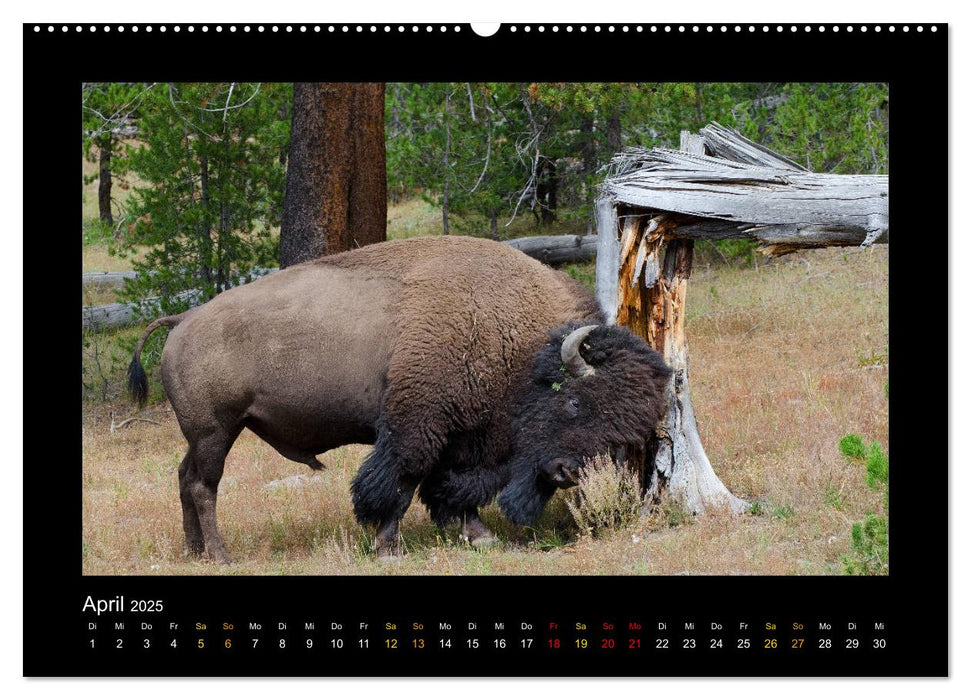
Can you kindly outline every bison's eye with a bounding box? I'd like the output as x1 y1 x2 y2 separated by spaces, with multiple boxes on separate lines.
565 396 580 418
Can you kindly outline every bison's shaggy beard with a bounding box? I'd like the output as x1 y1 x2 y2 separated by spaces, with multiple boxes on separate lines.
497 458 557 525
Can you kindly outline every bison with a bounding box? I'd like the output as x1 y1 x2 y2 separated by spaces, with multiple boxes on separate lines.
128 236 671 562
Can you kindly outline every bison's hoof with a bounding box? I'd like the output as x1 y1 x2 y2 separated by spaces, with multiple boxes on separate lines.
469 535 498 549
207 549 234 565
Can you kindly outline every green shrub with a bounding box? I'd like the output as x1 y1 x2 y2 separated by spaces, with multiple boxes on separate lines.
838 434 867 460
838 434 889 575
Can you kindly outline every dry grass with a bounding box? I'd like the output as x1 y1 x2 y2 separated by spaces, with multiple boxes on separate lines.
81 245 888 577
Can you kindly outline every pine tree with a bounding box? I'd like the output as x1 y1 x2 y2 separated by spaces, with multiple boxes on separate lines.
82 82 147 228
118 82 290 315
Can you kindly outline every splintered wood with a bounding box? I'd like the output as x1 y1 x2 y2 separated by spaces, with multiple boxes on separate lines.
614 211 747 514
601 122 889 256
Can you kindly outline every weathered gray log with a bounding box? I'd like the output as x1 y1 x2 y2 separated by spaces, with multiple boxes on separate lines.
82 290 203 331
601 125 888 253
504 234 598 265
82 268 277 331
82 271 138 288
667 218 888 255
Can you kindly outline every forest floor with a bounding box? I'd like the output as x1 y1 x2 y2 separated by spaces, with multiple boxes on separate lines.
81 235 889 576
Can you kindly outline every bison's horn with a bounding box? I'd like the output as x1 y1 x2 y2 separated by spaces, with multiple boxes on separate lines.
561 325 598 378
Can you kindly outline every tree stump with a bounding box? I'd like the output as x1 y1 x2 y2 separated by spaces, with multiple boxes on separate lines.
613 210 748 514
604 131 748 514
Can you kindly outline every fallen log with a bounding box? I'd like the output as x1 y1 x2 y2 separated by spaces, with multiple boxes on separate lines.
82 271 137 288
503 234 598 266
601 122 888 255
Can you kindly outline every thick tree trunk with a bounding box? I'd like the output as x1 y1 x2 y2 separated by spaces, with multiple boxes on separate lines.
98 141 113 227
280 83 387 267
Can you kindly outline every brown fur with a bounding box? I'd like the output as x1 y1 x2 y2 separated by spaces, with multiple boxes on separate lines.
132 236 602 561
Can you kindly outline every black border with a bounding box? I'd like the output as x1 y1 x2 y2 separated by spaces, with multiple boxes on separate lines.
24 23 948 677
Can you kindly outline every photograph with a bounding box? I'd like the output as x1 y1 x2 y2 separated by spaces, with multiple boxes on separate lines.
80 80 891 577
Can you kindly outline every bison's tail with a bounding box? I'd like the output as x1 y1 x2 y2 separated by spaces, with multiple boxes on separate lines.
127 313 186 407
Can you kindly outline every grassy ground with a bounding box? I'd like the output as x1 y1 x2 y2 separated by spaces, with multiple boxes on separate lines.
81 244 888 576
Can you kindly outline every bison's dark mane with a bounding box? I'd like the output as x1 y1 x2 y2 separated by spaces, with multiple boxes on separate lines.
529 323 672 388
497 322 672 525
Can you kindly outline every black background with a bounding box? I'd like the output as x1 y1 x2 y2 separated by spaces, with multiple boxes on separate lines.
23 22 947 677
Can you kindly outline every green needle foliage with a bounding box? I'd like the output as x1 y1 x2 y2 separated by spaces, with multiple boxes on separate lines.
838 434 889 575
115 83 291 317
386 82 888 250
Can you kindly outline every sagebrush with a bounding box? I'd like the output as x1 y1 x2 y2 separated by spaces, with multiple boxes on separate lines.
567 455 642 537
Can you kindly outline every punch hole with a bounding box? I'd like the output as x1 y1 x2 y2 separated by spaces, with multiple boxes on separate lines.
471 22 499 36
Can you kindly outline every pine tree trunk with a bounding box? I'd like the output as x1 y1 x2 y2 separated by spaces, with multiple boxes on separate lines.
280 83 387 267
537 158 558 226
98 140 113 227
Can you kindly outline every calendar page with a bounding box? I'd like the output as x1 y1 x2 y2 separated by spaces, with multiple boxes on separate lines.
23 21 946 677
